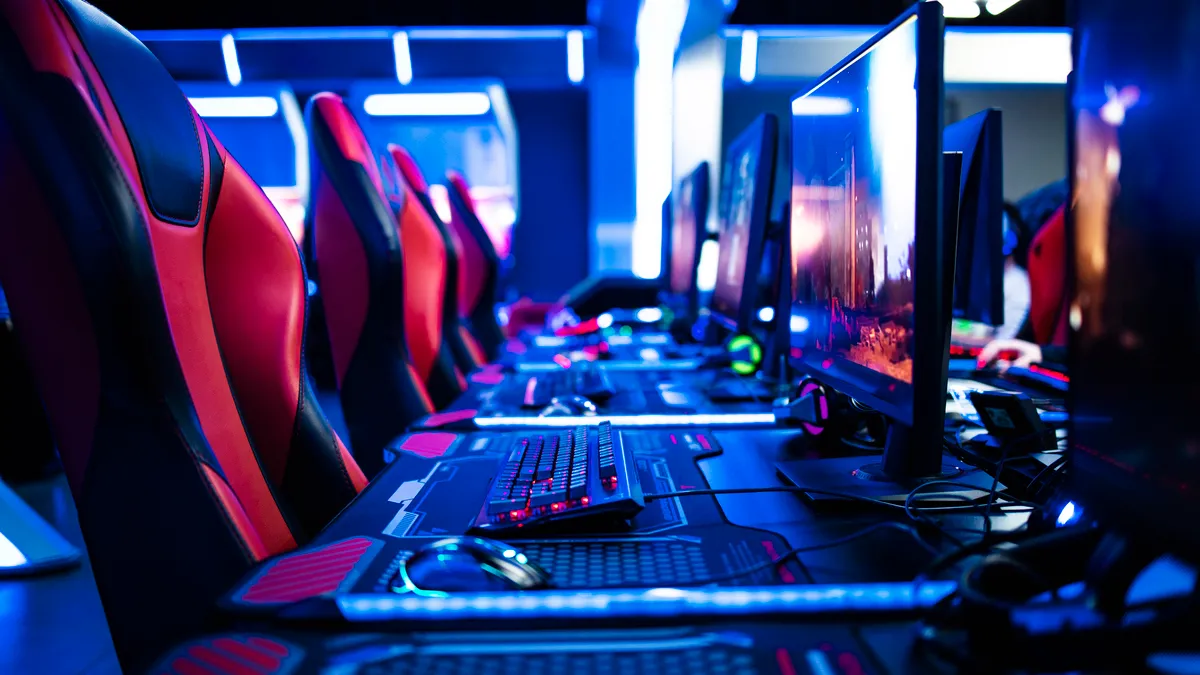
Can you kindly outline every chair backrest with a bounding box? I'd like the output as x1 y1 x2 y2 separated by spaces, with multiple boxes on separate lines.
305 93 451 473
445 170 506 360
385 146 488 371
0 1 364 667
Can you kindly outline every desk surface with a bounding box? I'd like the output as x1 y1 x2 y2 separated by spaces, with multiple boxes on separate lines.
221 426 1011 620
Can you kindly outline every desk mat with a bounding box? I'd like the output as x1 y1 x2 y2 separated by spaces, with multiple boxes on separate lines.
223 429 807 615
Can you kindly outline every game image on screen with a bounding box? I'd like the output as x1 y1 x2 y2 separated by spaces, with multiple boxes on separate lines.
712 146 761 321
790 14 919 385
1070 0 1200 558
670 175 699 296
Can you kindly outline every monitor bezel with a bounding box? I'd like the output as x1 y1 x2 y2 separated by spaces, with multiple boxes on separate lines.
787 1 947 441
944 108 1005 326
711 113 779 334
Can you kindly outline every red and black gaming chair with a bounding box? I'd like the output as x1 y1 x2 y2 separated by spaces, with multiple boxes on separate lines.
444 170 507 361
305 93 470 474
387 146 488 374
0 1 366 669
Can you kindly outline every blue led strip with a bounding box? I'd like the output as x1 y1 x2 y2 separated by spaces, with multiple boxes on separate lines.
337 582 957 622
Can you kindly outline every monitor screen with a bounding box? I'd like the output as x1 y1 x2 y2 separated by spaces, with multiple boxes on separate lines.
711 115 778 332
944 109 1004 327
788 3 945 429
672 168 700 294
1069 0 1200 560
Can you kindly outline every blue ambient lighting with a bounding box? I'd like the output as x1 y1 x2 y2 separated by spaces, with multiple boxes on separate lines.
220 34 241 86
474 413 777 428
337 582 958 621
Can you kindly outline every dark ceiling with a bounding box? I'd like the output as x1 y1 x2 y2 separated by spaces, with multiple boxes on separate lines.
91 0 1065 30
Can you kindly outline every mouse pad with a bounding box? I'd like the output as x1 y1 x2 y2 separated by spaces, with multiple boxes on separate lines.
223 429 807 616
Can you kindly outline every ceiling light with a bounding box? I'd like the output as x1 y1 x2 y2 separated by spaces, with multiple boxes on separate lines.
940 0 982 19
985 0 1022 15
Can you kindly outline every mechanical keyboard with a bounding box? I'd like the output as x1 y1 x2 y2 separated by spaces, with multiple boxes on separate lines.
521 364 617 408
473 421 643 533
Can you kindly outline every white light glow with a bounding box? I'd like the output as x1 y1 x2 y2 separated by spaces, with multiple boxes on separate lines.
567 29 585 84
757 307 775 322
940 0 981 19
0 531 27 568
696 239 719 291
985 0 1022 15
635 307 664 323
944 31 1072 84
739 29 758 83
596 313 615 329
791 96 853 116
790 315 810 333
1056 501 1077 526
363 93 492 117
633 0 689 279
427 184 454 224
393 32 413 85
221 34 242 87
189 96 279 118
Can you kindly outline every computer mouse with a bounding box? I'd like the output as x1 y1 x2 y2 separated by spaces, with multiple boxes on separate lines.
394 536 551 594
540 395 598 417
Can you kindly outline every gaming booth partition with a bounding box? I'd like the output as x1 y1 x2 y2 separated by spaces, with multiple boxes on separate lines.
1 0 1197 673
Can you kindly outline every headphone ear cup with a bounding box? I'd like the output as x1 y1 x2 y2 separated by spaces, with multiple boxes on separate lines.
795 376 830 436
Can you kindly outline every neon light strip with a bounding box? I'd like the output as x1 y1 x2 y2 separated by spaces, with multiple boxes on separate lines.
189 96 278 117
220 34 241 86
566 29 585 84
338 582 957 621
406 28 577 40
393 32 413 85
739 29 758 83
363 92 492 117
473 413 776 428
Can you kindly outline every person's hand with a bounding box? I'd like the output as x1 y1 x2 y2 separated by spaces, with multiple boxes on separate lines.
977 339 1042 370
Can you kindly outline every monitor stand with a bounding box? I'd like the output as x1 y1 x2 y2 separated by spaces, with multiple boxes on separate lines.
0 478 81 577
775 424 1001 506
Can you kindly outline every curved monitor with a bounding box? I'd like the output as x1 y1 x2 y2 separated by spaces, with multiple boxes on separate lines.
788 1 947 457
711 114 778 333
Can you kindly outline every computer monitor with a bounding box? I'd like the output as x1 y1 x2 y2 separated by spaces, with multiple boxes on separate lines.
778 2 972 500
944 108 1004 327
711 114 779 334
667 162 711 324
1068 0 1200 561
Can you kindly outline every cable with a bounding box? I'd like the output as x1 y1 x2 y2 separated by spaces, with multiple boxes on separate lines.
1026 455 1068 498
645 486 1032 515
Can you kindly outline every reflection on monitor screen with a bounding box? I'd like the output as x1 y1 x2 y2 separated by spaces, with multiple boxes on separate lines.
713 146 761 319
1069 0 1200 560
791 15 919 386
670 177 699 295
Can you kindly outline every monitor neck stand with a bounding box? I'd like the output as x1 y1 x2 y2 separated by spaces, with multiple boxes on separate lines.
774 389 997 506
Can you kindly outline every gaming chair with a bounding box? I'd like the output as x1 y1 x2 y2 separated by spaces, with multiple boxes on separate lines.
305 94 466 473
445 170 507 360
386 146 488 374
0 1 366 669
